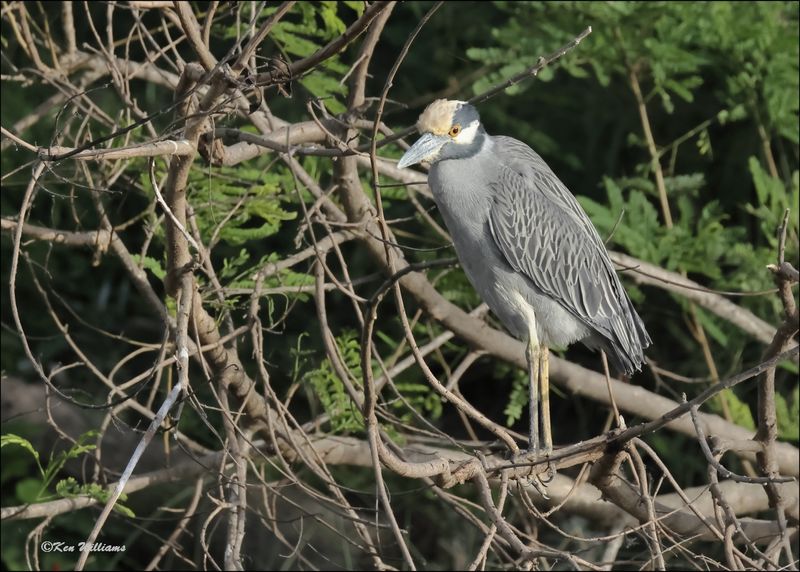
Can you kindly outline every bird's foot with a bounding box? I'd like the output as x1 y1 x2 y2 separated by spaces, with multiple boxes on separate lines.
509 446 556 495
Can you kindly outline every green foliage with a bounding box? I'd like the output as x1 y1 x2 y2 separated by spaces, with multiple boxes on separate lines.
130 254 166 281
0 431 129 510
306 330 365 433
504 369 528 426
217 250 315 314
138 161 298 256
578 177 753 281
188 166 297 246
305 329 444 434
56 478 135 517
431 268 482 307
394 381 443 423
230 2 361 113
775 385 799 441
472 2 798 130
579 162 794 321
691 306 729 348
746 158 800 251
707 390 756 433
1 434 45 486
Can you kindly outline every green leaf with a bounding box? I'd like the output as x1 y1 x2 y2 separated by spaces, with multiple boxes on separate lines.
319 1 346 35
16 478 45 503
504 370 528 426
709 390 756 432
776 385 799 441
691 307 728 346
342 1 365 16
41 431 98 490
130 255 166 280
1 434 43 476
56 478 136 517
306 331 364 433
748 156 779 208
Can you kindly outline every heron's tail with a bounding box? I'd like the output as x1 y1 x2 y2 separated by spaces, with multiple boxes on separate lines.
600 298 652 376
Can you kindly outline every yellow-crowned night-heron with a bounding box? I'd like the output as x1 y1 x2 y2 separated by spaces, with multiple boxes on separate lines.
397 99 652 456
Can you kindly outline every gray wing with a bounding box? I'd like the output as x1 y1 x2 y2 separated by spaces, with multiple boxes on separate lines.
488 136 651 373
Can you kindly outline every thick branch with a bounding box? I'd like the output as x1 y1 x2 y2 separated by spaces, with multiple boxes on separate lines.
4 435 793 545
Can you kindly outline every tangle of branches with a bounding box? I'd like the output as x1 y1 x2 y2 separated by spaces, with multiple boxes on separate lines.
1 2 798 571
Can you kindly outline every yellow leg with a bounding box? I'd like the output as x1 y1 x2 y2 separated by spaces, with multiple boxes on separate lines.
540 346 552 454
526 339 540 455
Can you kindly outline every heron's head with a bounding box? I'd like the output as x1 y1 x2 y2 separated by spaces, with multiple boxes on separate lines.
397 99 483 168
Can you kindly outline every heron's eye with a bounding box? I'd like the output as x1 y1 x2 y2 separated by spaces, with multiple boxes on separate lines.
449 124 461 137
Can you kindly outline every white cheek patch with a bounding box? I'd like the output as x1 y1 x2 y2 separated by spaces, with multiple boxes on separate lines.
454 121 480 145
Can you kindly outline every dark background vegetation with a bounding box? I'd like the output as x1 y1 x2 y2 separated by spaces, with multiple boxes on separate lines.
1 1 798 570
